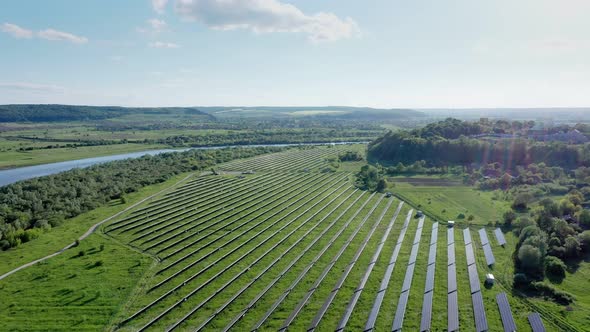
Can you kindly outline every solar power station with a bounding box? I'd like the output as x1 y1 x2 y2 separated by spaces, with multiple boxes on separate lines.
103 149 555 332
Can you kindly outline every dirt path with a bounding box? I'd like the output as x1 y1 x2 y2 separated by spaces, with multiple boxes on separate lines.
0 173 194 281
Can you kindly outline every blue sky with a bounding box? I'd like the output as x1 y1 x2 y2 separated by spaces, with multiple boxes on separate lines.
0 0 588 108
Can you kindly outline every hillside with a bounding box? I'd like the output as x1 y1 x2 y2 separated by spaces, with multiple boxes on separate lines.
0 105 216 123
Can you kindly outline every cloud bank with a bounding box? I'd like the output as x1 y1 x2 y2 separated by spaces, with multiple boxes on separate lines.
2 22 88 44
173 0 359 42
38 29 88 44
1 23 33 39
149 41 180 48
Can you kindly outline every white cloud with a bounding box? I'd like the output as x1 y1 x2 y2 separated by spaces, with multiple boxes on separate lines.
152 0 170 14
0 82 66 92
148 18 168 32
173 0 359 42
149 41 180 48
38 29 88 44
1 23 33 39
109 55 124 62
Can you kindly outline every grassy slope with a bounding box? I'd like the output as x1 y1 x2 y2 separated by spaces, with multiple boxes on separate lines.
391 178 509 226
0 172 190 275
0 234 152 331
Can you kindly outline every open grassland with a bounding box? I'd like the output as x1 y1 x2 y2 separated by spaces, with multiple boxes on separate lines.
391 177 509 226
0 234 152 330
0 147 582 331
0 140 167 169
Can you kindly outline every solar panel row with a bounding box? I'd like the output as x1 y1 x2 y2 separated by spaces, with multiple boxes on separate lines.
419 291 434 332
494 228 507 246
496 292 517 332
468 264 481 293
472 291 489 332
478 228 490 245
448 291 460 332
466 243 476 266
463 228 472 245
392 217 425 331
364 210 414 332
420 222 439 332
448 227 455 245
528 312 546 332
482 243 496 266
447 228 459 332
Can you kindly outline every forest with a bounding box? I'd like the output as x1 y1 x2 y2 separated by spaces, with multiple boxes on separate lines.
368 118 590 169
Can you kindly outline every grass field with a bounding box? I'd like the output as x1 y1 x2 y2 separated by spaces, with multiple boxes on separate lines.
0 147 585 331
390 176 510 226
0 141 167 169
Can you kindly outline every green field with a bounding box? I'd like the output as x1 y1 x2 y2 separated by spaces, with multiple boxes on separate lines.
0 147 585 331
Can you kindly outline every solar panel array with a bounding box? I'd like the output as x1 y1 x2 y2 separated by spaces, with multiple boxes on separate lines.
447 227 459 332
364 210 414 332
420 222 439 332
464 229 488 332
479 228 496 266
496 293 517 332
392 216 425 332
528 312 547 332
494 228 507 246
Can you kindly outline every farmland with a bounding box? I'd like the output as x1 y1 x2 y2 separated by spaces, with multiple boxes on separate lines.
0 146 576 331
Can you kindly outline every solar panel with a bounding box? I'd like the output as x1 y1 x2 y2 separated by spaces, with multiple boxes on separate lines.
430 225 439 245
448 228 455 244
472 291 489 332
420 290 434 332
428 243 437 265
392 290 409 331
448 244 456 265
478 228 489 245
409 245 419 264
496 293 517 332
448 263 457 293
482 243 496 266
402 264 415 292
448 290 459 332
494 228 507 246
528 312 546 332
463 228 472 245
468 263 481 293
466 243 476 266
425 264 436 292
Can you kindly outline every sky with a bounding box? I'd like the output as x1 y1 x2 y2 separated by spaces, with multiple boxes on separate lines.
0 0 589 108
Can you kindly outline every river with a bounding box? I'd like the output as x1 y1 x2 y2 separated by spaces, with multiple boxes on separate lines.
0 142 365 187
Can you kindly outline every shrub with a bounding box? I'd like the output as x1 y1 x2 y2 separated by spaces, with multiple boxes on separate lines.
457 213 466 219
545 256 566 279
513 273 529 286
529 281 575 305
78 250 85 257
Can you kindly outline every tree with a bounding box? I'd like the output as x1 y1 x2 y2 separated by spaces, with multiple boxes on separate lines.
518 244 543 276
579 231 590 252
503 210 517 226
577 209 590 227
564 236 581 258
376 179 387 193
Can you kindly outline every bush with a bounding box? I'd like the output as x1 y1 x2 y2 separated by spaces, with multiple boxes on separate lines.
457 213 466 219
78 250 85 257
545 256 566 279
513 273 529 286
529 281 575 305
503 210 517 226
